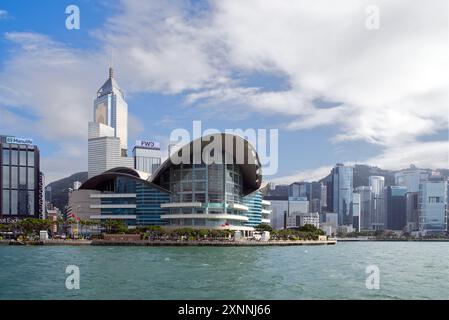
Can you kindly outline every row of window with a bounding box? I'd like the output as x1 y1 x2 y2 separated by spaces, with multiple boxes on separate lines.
1 190 35 215
168 218 244 227
2 149 35 167
2 165 35 190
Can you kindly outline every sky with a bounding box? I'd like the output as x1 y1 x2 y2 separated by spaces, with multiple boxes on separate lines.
0 0 448 185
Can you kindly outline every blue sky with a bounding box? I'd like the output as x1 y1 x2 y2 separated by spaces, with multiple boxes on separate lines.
0 0 447 183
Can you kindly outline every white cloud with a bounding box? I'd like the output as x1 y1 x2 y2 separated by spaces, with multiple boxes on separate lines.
0 10 9 19
206 0 449 146
0 0 447 183
363 140 449 170
272 166 333 184
275 140 449 184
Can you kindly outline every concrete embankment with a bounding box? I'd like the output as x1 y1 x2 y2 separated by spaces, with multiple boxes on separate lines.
91 239 337 246
2 239 337 246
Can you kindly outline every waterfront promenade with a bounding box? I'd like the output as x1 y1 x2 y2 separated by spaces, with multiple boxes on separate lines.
1 239 336 246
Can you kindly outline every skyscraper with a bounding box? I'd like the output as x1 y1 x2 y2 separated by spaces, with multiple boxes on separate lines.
0 136 42 221
332 164 353 226
94 67 128 155
355 186 372 230
369 176 385 230
352 192 360 231
385 186 407 231
395 166 429 232
406 192 419 231
133 140 162 175
320 182 327 211
395 166 429 193
418 177 448 234
88 68 133 178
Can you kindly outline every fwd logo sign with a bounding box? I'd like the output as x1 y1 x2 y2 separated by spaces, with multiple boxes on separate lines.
136 140 161 150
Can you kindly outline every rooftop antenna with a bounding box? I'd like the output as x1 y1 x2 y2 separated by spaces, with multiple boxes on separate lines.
109 49 114 78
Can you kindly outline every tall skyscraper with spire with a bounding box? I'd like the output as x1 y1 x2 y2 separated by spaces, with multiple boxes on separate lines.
88 68 133 178
93 67 128 155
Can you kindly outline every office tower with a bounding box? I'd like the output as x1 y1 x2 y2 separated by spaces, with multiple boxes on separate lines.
266 197 289 229
88 136 133 178
326 179 333 212
264 196 309 230
0 135 42 221
385 186 407 230
395 165 429 231
395 165 429 193
332 164 353 226
418 177 448 234
133 140 162 175
39 172 45 219
406 192 419 231
310 198 321 213
319 212 338 236
289 181 321 201
355 186 372 230
94 67 128 154
88 68 133 178
352 192 361 231
320 182 327 211
369 176 385 230
289 197 309 214
289 182 301 197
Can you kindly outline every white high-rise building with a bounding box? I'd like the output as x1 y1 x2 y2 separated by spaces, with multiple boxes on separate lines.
369 176 385 230
93 67 128 154
88 68 133 178
88 137 133 178
355 186 373 230
133 140 162 175
395 166 429 193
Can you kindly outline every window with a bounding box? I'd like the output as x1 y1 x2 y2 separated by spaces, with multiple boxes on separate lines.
10 190 17 215
181 193 193 202
195 193 206 202
18 190 27 215
27 168 35 189
27 151 34 167
19 166 27 187
2 190 10 215
10 150 18 165
11 166 18 189
2 149 10 165
28 191 35 215
429 197 441 203
195 182 205 192
2 166 9 188
194 170 206 180
19 150 27 166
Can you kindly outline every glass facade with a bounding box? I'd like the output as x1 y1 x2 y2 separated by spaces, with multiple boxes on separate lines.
133 147 162 175
419 180 448 233
1 142 40 218
385 186 407 230
159 151 258 228
332 165 353 226
243 190 262 227
95 176 170 226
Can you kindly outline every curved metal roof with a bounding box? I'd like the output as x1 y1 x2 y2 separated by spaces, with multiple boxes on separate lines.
80 170 168 193
151 133 262 195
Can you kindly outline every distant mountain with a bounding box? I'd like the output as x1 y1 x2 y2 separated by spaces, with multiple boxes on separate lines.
45 172 88 211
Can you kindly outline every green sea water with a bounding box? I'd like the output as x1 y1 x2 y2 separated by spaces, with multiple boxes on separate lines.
0 242 448 299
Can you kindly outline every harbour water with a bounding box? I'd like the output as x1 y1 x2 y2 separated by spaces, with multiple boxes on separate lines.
0 242 448 299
